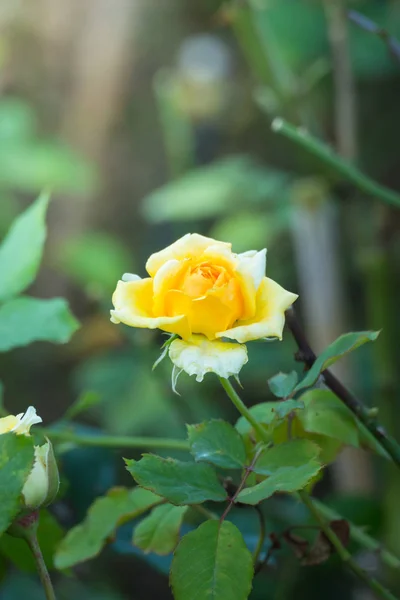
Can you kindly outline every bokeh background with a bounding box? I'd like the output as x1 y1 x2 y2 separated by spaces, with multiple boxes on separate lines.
1 0 400 598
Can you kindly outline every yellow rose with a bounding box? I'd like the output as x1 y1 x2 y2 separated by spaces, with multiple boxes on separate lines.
111 234 297 382
0 407 59 510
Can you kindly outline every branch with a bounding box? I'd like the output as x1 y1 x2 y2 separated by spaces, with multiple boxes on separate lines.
41 429 189 452
348 10 400 66
271 118 400 209
314 498 400 570
300 491 398 600
285 308 400 469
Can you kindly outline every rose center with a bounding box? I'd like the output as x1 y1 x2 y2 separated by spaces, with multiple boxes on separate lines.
179 262 229 299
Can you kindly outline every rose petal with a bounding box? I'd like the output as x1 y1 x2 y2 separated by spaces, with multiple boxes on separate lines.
146 233 231 277
111 278 190 339
217 277 298 343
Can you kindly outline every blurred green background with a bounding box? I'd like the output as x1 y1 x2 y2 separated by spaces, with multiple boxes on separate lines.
1 0 400 598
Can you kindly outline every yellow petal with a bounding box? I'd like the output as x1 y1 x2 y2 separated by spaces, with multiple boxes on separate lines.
111 278 190 339
146 233 231 277
217 277 298 343
169 335 248 382
152 259 188 316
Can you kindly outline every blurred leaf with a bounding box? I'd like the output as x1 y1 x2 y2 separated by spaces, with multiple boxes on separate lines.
268 371 298 398
210 209 289 254
57 232 132 297
187 419 247 469
0 433 35 536
294 331 380 393
0 297 79 351
0 192 49 301
0 143 96 194
0 99 36 143
142 157 289 223
254 439 321 476
126 455 227 505
0 510 64 571
54 487 161 569
133 504 187 555
170 520 253 600
298 390 359 447
236 399 304 436
64 391 101 421
73 352 182 437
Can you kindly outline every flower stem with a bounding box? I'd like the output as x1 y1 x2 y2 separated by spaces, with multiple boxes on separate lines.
299 490 398 600
271 118 400 209
27 532 57 600
41 429 189 452
219 377 267 441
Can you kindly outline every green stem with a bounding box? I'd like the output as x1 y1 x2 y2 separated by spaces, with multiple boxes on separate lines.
271 118 400 209
313 498 400 570
253 506 267 565
27 532 57 600
41 429 189 452
300 490 398 600
219 377 267 441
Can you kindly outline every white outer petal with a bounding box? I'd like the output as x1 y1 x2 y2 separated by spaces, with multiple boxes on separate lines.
11 406 42 435
168 335 248 382
22 443 49 509
236 248 267 292
122 273 141 282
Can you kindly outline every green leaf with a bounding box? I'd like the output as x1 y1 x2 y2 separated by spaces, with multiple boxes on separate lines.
254 439 321 476
237 459 322 505
125 455 227 505
0 192 50 301
170 520 253 600
187 420 247 469
0 297 79 351
294 331 380 393
236 400 304 436
54 487 161 569
133 504 187 555
0 144 96 194
268 371 298 398
0 433 35 535
298 389 359 446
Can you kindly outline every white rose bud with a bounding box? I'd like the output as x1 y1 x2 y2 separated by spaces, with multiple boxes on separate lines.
0 406 59 509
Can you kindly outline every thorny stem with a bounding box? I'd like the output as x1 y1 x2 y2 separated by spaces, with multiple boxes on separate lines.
348 10 400 65
27 532 57 600
300 490 398 600
285 307 400 469
271 118 400 209
219 446 264 524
